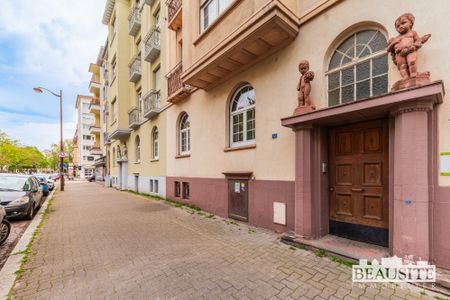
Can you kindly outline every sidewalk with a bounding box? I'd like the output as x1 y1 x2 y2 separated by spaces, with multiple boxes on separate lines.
10 182 443 299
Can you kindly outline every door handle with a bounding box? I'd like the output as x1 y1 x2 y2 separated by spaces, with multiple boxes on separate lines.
329 187 334 191
351 188 365 192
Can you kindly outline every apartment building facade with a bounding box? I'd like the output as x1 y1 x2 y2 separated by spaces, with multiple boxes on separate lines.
94 0 450 269
160 0 450 269
101 0 168 197
88 47 107 181
75 95 101 178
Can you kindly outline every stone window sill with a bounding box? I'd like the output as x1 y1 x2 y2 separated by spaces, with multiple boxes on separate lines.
175 154 191 159
224 144 256 152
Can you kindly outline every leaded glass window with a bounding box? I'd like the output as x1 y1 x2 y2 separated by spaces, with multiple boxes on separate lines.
135 136 140 162
230 85 255 146
179 113 190 154
152 127 159 160
327 30 388 106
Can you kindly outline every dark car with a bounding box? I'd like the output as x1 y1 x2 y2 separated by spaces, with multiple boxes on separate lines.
0 206 10 245
0 174 44 220
34 175 50 196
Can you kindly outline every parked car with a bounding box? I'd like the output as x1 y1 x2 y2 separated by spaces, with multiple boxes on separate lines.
0 206 11 245
37 174 55 191
87 174 96 182
0 174 44 220
34 175 50 196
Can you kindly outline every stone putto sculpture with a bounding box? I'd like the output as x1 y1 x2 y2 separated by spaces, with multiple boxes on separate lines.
387 13 431 90
294 60 316 115
122 145 128 160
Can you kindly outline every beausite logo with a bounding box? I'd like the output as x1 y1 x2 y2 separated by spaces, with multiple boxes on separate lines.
352 256 436 283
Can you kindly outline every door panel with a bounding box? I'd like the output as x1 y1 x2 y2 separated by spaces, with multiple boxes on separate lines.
329 119 389 230
228 179 248 222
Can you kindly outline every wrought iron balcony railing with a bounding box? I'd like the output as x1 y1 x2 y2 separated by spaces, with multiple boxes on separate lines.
128 107 140 129
166 62 193 103
143 90 161 119
128 5 141 36
129 55 142 83
167 0 181 23
143 26 160 63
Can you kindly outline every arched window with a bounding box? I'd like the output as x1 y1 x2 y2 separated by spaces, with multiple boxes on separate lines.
327 29 388 106
152 127 159 160
230 85 255 146
135 136 141 162
179 113 190 155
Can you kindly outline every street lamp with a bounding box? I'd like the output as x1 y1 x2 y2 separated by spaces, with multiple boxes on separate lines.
33 87 65 191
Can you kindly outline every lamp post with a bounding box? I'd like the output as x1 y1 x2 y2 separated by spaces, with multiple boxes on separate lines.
33 87 65 191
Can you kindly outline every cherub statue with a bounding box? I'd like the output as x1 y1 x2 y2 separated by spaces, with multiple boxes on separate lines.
297 60 315 109
386 13 431 80
122 145 128 159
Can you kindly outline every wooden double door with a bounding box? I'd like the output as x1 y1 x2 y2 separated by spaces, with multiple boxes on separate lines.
329 119 389 246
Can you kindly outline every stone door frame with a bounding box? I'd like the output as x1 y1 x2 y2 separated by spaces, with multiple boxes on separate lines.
281 81 444 262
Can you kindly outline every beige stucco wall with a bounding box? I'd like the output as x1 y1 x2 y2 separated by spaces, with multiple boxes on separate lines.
167 0 450 185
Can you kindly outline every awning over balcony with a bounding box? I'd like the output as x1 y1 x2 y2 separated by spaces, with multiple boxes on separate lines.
182 0 300 90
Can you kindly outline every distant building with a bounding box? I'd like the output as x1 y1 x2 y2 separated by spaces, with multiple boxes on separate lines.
75 95 100 179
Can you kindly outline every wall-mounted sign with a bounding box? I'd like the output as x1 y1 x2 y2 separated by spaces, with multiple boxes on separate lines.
234 182 240 193
440 152 450 176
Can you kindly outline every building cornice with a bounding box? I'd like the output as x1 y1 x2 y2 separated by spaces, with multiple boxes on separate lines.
102 0 116 25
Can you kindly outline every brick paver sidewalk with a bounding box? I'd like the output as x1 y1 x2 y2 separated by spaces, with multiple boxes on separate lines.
11 182 437 299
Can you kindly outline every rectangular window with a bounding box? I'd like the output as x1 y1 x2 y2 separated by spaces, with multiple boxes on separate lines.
111 17 117 36
174 181 181 197
111 57 117 80
155 10 160 28
182 182 190 199
111 97 117 122
137 89 142 118
200 0 232 32
150 180 154 193
155 180 159 193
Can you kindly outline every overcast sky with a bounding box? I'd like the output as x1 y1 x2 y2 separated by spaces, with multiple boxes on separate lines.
0 0 107 150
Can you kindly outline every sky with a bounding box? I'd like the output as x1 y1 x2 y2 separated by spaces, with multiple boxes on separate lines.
0 0 107 150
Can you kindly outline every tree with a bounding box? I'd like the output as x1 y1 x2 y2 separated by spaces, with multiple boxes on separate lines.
0 131 49 172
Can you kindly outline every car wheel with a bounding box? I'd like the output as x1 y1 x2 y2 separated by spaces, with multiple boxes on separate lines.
25 203 35 220
0 220 11 245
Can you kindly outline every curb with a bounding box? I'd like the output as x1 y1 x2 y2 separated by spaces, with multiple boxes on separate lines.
0 190 55 300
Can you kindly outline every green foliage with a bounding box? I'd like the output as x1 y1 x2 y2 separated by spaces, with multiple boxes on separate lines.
0 130 49 171
315 249 326 257
45 139 73 171
330 256 354 268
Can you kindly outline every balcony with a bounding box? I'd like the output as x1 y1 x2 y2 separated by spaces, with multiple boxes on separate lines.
182 0 300 90
89 125 101 135
104 132 111 145
90 146 102 156
89 79 100 94
143 90 161 119
89 98 101 113
129 55 142 83
143 26 160 63
140 0 156 11
103 69 109 85
167 0 182 31
128 107 141 129
167 62 193 103
128 5 141 37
